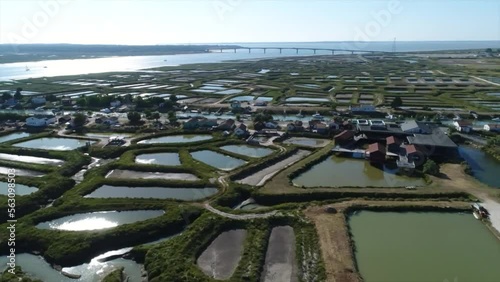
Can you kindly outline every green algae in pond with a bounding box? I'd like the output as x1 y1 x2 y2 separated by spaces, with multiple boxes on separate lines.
349 211 500 282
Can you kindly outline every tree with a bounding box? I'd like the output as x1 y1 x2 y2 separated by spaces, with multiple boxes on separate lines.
423 159 440 176
253 113 273 123
14 88 22 100
46 94 57 102
485 48 493 53
76 98 87 107
152 112 161 121
235 114 241 121
73 113 87 128
167 111 177 123
2 92 12 101
390 96 403 108
169 94 178 103
127 111 142 124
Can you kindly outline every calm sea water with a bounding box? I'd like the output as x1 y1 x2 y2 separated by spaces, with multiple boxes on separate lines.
1 41 498 81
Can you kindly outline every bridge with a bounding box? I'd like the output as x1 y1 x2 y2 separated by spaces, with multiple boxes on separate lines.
208 46 389 55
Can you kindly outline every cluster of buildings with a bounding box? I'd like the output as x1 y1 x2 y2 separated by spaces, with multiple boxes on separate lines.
182 117 249 137
334 120 459 171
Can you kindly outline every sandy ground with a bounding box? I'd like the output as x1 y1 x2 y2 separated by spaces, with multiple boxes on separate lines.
196 229 247 280
236 150 311 186
261 226 298 282
105 169 199 181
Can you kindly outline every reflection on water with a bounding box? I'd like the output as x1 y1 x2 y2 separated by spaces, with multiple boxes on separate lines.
36 210 165 231
191 150 246 170
293 156 425 187
137 135 212 144
0 252 143 282
0 132 31 143
459 146 500 188
135 152 181 166
0 182 39 196
14 138 95 151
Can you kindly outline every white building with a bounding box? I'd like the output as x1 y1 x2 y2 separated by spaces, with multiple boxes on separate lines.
31 96 46 105
26 115 56 127
110 100 121 108
484 124 500 132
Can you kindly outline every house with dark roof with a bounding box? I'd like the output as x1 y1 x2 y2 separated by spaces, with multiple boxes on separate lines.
400 120 431 134
217 119 236 131
404 144 422 163
366 143 386 163
386 136 402 154
234 123 248 137
334 130 355 145
287 120 304 132
183 117 218 130
453 120 473 133
406 128 458 158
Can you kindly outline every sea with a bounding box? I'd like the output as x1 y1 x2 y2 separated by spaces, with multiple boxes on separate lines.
0 41 499 81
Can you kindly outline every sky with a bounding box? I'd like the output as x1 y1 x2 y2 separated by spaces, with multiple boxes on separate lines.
0 0 499 45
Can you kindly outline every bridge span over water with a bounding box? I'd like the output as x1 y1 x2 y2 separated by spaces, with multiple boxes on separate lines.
208 46 389 55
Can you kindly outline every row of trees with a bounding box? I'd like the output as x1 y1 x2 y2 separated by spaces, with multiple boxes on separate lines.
75 94 178 109
1 88 23 101
127 111 177 125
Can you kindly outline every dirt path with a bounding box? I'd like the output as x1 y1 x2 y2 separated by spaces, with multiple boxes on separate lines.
204 203 279 220
431 164 500 235
304 206 360 282
471 75 500 86
236 150 311 186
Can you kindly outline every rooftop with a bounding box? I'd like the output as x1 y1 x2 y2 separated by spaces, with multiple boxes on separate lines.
407 129 458 148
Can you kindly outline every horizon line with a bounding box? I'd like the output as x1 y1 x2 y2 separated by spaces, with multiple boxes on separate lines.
1 40 500 46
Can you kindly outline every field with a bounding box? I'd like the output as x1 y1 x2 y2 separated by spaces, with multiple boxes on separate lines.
0 51 499 282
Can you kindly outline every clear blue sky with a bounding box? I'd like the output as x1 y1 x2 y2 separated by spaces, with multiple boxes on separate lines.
0 0 498 45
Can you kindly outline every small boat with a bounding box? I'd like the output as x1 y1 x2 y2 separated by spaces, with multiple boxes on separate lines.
214 112 222 116
473 210 481 219
312 113 324 120
201 111 210 115
296 110 304 118
25 65 30 71
492 117 500 121
471 203 489 219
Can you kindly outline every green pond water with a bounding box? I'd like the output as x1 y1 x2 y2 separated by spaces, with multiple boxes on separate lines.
0 182 38 196
459 146 500 188
350 211 500 282
36 210 164 231
293 156 425 187
220 145 273 158
0 132 30 143
14 137 95 151
137 134 212 144
191 150 246 170
135 152 181 166
85 185 218 200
